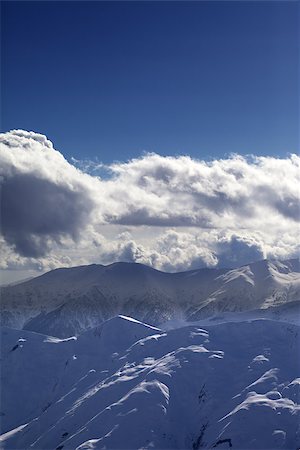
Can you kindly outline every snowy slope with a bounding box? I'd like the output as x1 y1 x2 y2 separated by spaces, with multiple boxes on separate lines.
187 259 300 320
1 259 299 337
0 316 299 449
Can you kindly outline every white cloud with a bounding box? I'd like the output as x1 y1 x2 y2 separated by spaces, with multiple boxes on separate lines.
102 152 300 230
0 129 299 273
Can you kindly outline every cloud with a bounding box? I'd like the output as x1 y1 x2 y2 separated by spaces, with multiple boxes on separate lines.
216 234 265 268
0 130 96 257
104 152 300 229
0 130 299 272
1 173 94 257
0 236 73 272
153 230 218 271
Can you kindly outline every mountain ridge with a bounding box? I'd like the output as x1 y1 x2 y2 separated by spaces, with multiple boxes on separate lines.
10 257 300 286
1 258 299 337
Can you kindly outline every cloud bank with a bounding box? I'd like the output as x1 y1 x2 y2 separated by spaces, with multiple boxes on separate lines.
0 130 299 272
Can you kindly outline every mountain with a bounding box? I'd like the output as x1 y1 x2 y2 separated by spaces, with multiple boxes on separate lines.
0 316 299 449
1 259 299 338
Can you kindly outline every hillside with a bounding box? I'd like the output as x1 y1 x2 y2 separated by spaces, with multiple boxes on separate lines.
0 316 299 449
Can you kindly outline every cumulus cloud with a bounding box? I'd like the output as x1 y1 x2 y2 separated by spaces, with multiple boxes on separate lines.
153 230 218 271
103 152 300 229
216 234 265 268
0 129 299 273
0 130 96 257
1 174 94 257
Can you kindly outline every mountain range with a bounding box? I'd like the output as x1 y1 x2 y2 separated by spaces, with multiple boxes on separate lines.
1 259 299 337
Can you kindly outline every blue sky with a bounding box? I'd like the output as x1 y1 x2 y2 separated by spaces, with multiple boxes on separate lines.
2 1 299 163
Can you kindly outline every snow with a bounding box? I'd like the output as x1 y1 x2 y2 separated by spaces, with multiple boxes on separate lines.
1 259 299 337
0 259 299 449
0 316 299 449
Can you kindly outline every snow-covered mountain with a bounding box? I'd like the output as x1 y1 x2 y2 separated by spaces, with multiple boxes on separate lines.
1 259 299 337
0 316 299 449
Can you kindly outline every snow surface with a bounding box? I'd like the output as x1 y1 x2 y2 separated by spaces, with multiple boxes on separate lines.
0 315 299 449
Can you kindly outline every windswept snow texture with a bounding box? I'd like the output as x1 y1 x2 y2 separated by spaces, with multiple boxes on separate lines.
1 259 299 337
0 316 299 449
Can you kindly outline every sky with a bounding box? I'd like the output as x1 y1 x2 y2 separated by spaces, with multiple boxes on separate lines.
2 1 299 162
0 1 299 283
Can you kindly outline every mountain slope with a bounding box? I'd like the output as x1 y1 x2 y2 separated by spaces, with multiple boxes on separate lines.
1 259 299 337
0 316 299 449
